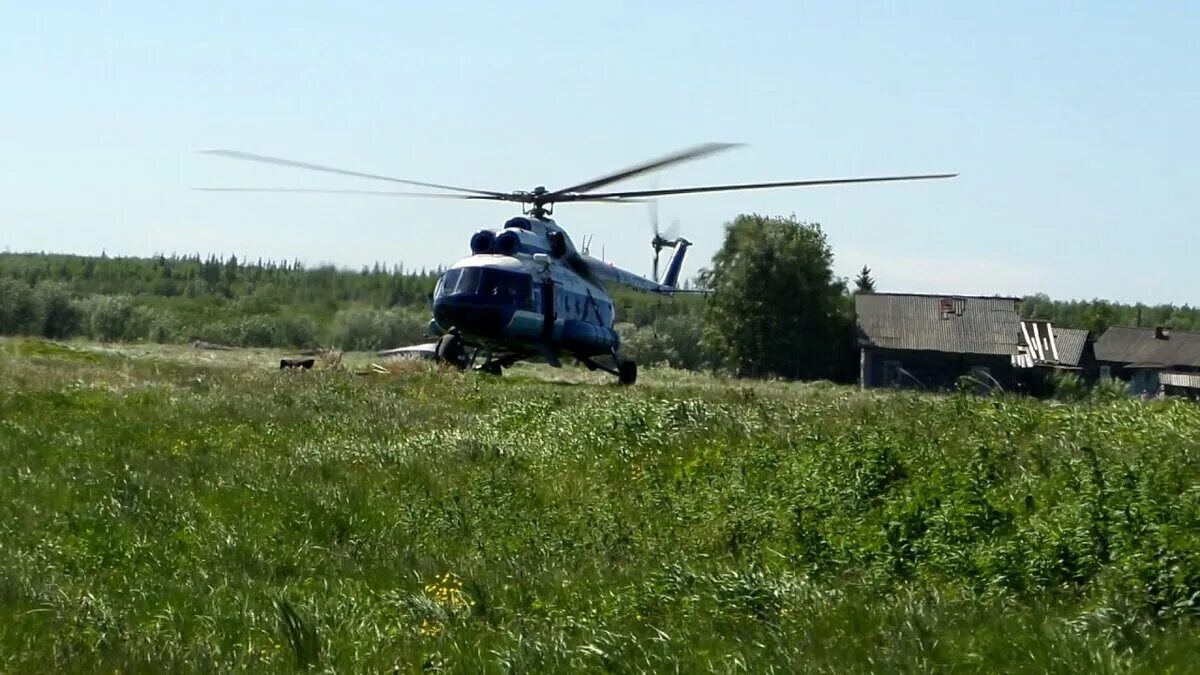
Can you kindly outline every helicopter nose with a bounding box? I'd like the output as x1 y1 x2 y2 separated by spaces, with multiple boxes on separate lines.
432 295 513 338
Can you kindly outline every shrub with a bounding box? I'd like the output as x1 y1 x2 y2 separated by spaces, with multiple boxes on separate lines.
136 306 182 343
33 282 83 339
195 321 234 347
231 315 284 347
234 315 319 349
1089 377 1129 402
231 288 287 316
84 295 139 342
328 308 427 351
0 278 41 335
1050 372 1087 401
615 322 676 367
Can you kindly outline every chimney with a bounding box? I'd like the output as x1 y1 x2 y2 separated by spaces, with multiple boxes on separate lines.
1155 326 1169 340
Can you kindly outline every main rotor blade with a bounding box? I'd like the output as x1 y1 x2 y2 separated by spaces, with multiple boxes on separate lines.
559 173 958 201
547 142 743 198
200 149 509 198
192 187 646 204
568 196 650 204
193 187 500 200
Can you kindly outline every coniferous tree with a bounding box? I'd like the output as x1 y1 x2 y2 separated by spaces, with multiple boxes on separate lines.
853 265 876 294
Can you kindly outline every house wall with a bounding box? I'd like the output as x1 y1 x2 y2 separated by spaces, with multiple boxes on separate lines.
1121 369 1200 399
1129 370 1158 396
1076 342 1100 383
1100 363 1200 394
861 348 1016 392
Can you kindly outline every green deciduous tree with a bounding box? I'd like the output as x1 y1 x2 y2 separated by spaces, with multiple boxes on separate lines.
699 214 854 380
85 294 138 342
0 278 41 335
34 282 82 339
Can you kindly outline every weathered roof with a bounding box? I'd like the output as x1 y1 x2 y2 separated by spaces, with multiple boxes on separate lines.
1159 371 1200 389
1053 327 1090 367
1095 326 1200 368
1013 322 1090 368
855 293 1021 356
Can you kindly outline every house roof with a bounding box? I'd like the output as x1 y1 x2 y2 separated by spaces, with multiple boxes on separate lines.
1095 326 1200 368
1024 321 1090 366
1159 371 1200 390
1052 328 1090 366
1013 322 1091 368
855 293 1021 356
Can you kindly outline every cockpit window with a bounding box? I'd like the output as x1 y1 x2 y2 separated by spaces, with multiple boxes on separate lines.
435 267 532 309
434 269 457 298
456 268 482 295
481 269 533 309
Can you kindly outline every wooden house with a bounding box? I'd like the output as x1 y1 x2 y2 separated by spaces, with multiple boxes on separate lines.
855 293 1022 391
1094 326 1200 398
1012 319 1097 394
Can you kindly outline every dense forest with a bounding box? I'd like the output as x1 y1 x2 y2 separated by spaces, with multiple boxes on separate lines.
1 249 1197 377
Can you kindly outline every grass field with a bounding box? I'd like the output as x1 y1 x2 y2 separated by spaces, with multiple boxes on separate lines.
0 337 1197 673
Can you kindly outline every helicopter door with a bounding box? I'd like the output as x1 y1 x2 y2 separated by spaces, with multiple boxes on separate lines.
540 280 555 339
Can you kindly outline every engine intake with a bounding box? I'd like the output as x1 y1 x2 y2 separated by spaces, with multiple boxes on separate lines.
495 230 520 256
470 230 495 255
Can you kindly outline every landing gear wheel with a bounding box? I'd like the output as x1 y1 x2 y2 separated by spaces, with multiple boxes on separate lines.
436 332 467 370
618 359 638 386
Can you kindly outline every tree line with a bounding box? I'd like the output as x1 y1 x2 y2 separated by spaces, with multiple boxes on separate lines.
2 223 1197 380
0 251 701 353
0 253 442 350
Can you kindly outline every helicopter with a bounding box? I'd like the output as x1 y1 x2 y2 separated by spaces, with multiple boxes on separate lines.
199 142 955 384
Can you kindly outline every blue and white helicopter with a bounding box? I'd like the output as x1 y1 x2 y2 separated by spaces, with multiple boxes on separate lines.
200 143 954 384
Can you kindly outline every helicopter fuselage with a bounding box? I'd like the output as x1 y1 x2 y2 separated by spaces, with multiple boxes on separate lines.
428 216 623 360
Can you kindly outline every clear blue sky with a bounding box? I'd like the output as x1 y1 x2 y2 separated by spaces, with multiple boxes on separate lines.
3 2 1197 304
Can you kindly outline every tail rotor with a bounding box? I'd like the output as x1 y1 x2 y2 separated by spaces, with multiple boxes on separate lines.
649 200 681 283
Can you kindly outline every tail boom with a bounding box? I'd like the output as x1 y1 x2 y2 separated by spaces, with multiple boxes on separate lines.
659 238 691 288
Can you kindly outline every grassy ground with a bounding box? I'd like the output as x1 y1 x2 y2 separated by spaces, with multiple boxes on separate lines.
0 337 1197 673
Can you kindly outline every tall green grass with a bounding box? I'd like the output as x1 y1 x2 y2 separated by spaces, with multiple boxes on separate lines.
0 338 1196 672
